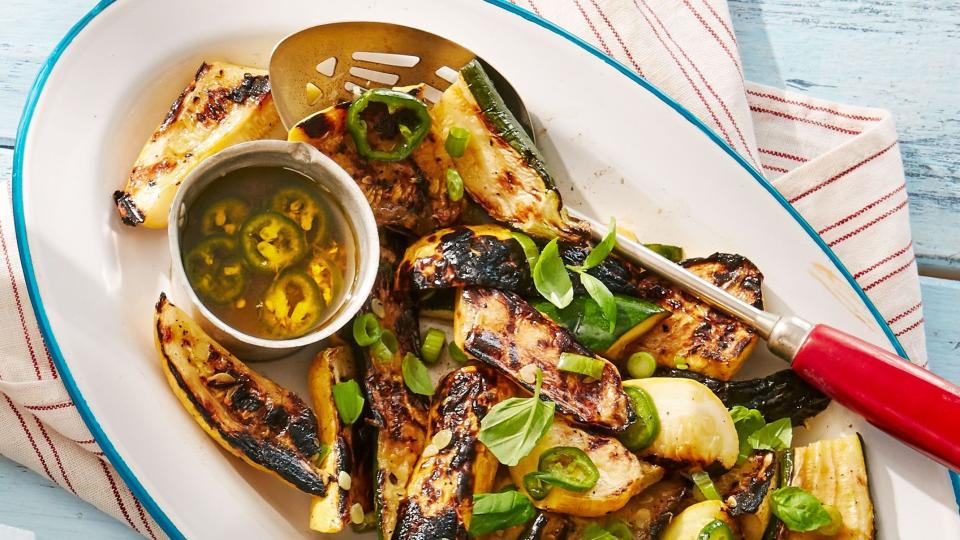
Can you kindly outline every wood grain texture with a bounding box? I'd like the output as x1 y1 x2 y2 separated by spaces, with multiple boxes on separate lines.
921 276 960 385
0 456 138 539
729 0 960 277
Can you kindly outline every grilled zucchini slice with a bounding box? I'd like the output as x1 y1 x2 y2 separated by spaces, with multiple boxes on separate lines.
656 368 829 426
288 89 463 236
362 238 430 540
624 378 739 469
115 62 281 228
307 346 364 533
454 288 634 432
154 294 326 494
397 224 641 297
629 253 764 380
433 61 585 241
394 366 509 539
781 434 875 540
511 417 663 517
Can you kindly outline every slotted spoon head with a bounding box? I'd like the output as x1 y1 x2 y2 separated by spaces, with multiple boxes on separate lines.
269 21 531 133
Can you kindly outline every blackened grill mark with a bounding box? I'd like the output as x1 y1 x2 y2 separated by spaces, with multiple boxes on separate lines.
161 354 326 496
112 190 145 226
724 452 777 516
300 107 339 138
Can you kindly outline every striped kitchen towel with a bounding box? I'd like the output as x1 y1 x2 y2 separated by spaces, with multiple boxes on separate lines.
0 0 925 537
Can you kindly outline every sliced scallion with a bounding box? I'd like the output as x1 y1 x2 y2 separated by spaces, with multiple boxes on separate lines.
446 168 464 202
352 313 381 347
626 351 657 379
692 471 721 500
444 126 471 158
371 329 398 363
557 352 605 379
421 328 446 364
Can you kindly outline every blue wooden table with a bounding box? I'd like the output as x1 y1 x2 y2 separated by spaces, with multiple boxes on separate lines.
1 0 958 537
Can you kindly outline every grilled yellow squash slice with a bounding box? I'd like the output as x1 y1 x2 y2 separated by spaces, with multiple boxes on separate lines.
661 499 740 540
433 60 586 241
394 366 509 539
716 451 778 540
781 434 875 540
154 294 326 494
362 237 430 540
510 417 664 517
287 87 463 236
624 378 739 470
454 288 635 432
308 346 364 533
115 62 281 228
629 253 764 380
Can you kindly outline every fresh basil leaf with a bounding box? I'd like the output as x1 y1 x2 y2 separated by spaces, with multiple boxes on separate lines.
401 353 434 396
747 417 792 451
730 405 765 464
579 272 617 333
468 490 536 536
533 238 573 309
582 523 618 540
331 380 365 425
478 369 556 466
569 218 617 273
770 486 833 532
511 231 540 269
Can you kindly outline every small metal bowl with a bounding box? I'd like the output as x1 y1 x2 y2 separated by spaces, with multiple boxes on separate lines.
167 140 379 360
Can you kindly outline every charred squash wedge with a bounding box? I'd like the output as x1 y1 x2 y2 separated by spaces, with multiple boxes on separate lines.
454 288 634 432
397 224 638 297
393 366 509 539
362 238 429 540
628 253 764 380
624 378 739 470
510 417 663 517
307 346 364 533
115 62 281 228
432 61 585 241
154 294 326 494
288 88 462 236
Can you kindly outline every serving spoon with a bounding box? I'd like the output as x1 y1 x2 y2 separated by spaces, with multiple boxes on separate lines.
270 22 960 471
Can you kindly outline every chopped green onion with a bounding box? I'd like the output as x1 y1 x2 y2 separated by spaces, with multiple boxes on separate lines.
402 353 434 396
644 243 684 263
444 126 471 157
420 328 446 364
332 380 365 424
674 356 689 370
511 231 540 269
448 342 470 363
371 329 398 363
697 519 734 540
626 351 657 379
691 471 721 500
446 168 464 202
352 313 381 347
557 352 605 379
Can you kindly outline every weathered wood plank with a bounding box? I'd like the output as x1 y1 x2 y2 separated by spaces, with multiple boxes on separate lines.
921 276 960 385
729 0 960 276
0 456 138 539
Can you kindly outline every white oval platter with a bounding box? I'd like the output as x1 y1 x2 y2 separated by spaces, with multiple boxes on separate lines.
13 0 959 538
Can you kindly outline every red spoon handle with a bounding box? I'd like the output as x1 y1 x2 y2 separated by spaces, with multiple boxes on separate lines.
791 324 960 471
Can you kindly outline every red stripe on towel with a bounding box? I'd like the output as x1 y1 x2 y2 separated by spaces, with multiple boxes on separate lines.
789 141 898 203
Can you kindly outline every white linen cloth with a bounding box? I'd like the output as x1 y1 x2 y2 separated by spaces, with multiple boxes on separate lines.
0 0 926 536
